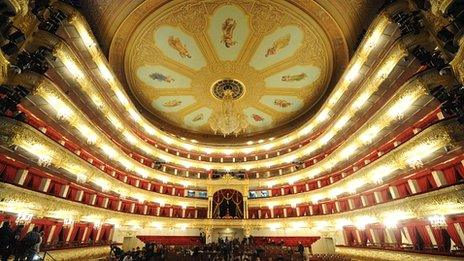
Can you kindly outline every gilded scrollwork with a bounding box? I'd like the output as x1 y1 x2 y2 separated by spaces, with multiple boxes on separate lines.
44 246 110 261
0 117 208 208
336 246 463 261
172 2 207 35
1 182 464 230
248 119 464 207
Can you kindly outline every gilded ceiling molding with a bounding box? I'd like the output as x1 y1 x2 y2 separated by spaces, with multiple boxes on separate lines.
1 182 463 230
43 246 110 261
9 0 29 17
42 0 400 161
0 117 208 207
450 38 464 85
336 246 464 261
428 0 454 16
30 27 430 175
106 0 351 143
0 51 10 85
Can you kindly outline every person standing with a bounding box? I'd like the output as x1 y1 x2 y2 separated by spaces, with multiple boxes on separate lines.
297 241 304 257
11 224 24 261
20 226 40 261
32 231 44 256
0 221 13 261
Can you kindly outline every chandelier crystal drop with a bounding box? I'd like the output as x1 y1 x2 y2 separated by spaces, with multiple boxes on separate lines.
210 89 248 137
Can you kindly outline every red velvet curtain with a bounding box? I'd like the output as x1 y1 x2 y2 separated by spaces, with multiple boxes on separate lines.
212 189 244 218
343 228 355 246
359 229 368 246
431 227 445 250
456 164 464 178
406 226 418 246
365 228 375 245
373 227 385 246
393 228 402 247
416 225 433 247
446 223 464 248
443 167 457 184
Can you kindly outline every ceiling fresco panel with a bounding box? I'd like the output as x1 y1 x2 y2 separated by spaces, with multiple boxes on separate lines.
152 96 196 113
112 0 359 140
249 25 304 70
136 65 192 89
154 26 207 70
207 5 250 61
184 107 214 128
259 95 304 113
264 65 321 89
243 107 273 128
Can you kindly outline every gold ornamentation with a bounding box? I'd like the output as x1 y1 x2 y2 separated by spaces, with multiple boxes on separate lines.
250 2 284 34
0 117 208 207
1 182 464 230
172 2 207 34
45 246 110 261
249 118 464 206
336 246 462 261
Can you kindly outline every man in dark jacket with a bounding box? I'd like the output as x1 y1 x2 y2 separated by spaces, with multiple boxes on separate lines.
0 221 14 261
19 226 40 261
297 241 304 257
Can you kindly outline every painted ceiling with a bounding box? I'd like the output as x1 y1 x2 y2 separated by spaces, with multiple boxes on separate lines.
123 0 333 137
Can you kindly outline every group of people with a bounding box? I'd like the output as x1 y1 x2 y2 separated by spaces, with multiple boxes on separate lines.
0 222 44 261
110 236 306 261
111 243 167 261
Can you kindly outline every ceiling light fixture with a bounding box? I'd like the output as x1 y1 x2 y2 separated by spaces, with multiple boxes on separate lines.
210 79 248 137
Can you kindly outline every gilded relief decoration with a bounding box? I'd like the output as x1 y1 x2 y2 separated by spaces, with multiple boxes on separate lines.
124 0 332 136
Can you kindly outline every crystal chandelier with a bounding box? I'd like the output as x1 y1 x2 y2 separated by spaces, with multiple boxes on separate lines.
210 89 248 137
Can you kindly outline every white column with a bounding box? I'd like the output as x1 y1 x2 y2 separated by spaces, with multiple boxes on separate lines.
47 225 56 243
432 170 447 187
360 195 368 207
14 169 28 185
425 225 437 245
348 199 355 210
89 194 97 205
374 191 383 204
75 190 84 201
389 186 400 199
59 185 69 198
101 198 109 208
39 178 51 192
407 179 420 194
